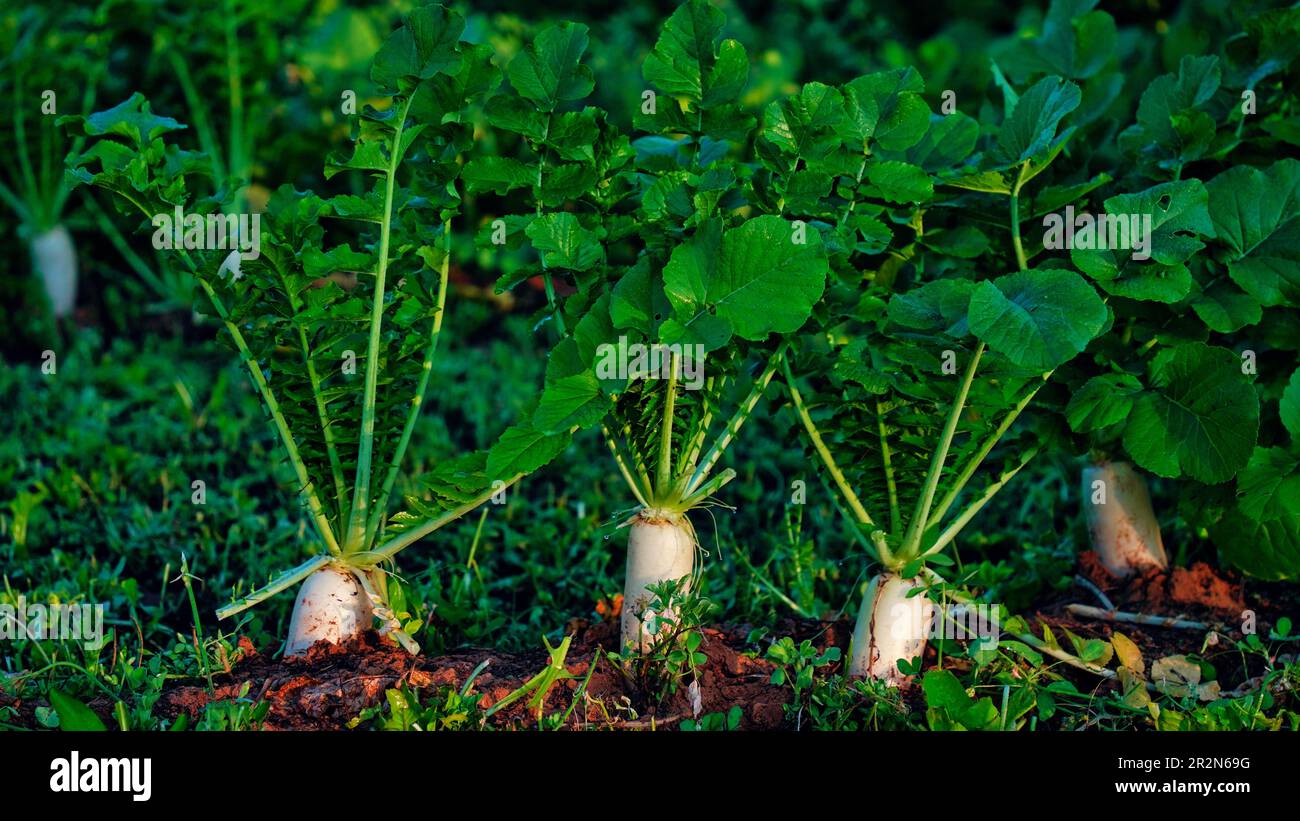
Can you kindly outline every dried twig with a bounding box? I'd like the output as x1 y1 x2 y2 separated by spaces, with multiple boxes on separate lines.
1065 603 1208 631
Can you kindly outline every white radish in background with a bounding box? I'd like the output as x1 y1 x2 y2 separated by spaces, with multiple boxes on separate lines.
849 572 933 685
1082 460 1167 578
284 567 375 656
620 511 696 652
32 225 77 318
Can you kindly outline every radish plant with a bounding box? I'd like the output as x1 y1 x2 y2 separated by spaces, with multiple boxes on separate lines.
469 0 830 651
777 70 1109 683
1 6 107 319
62 6 564 654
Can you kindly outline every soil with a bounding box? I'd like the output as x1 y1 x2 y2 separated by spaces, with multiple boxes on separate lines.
1076 551 1247 614
151 618 847 731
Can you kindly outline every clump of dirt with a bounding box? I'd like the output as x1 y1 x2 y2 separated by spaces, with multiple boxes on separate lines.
1076 552 1246 615
154 618 849 731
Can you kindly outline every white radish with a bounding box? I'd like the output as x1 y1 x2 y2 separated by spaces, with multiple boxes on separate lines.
1082 460 1167 577
849 572 933 685
32 225 77 318
620 511 695 652
284 567 375 656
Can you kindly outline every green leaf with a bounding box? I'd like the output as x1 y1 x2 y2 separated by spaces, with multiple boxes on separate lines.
1121 55 1219 166
370 5 466 93
886 112 979 172
462 156 535 195
1237 447 1300 523
49 689 107 731
968 269 1106 370
487 425 572 479
1191 280 1262 333
1069 179 1214 303
611 257 670 337
1066 373 1144 432
1213 508 1300 581
484 95 548 141
865 160 933 204
840 69 930 152
762 82 845 162
1206 159 1300 307
996 0 1117 82
922 670 971 713
325 140 389 178
887 278 974 337
1281 368 1300 443
533 372 609 432
526 213 603 272
919 225 989 259
1123 343 1259 484
508 22 595 111
642 0 748 109
61 92 186 148
989 76 1081 168
662 215 829 348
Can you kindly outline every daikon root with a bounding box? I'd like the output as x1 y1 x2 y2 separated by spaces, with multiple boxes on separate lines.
1082 460 1168 577
284 567 375 656
32 225 77 318
848 572 933 685
620 510 696 652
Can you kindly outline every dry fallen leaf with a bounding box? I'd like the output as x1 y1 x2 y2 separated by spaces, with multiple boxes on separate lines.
1111 631 1145 676
1151 654 1201 698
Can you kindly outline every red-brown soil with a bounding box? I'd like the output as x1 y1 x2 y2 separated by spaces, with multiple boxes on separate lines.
1076 551 1247 614
154 618 849 731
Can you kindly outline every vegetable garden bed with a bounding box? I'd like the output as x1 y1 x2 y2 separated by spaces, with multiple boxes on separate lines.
3 0 1300 740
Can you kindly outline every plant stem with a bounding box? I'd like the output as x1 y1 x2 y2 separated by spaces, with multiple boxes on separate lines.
49 63 99 218
84 194 176 302
655 353 679 498
198 279 341 556
602 424 652 508
926 373 1048 530
1010 161 1030 272
684 350 782 496
533 120 565 335
364 218 454 546
215 553 332 620
921 447 1037 558
680 467 736 508
781 357 877 529
298 320 349 527
679 375 716 476
876 399 901 534
1013 630 1118 680
178 553 214 693
899 342 984 560
346 94 415 552
12 76 42 222
169 51 227 182
224 0 246 201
